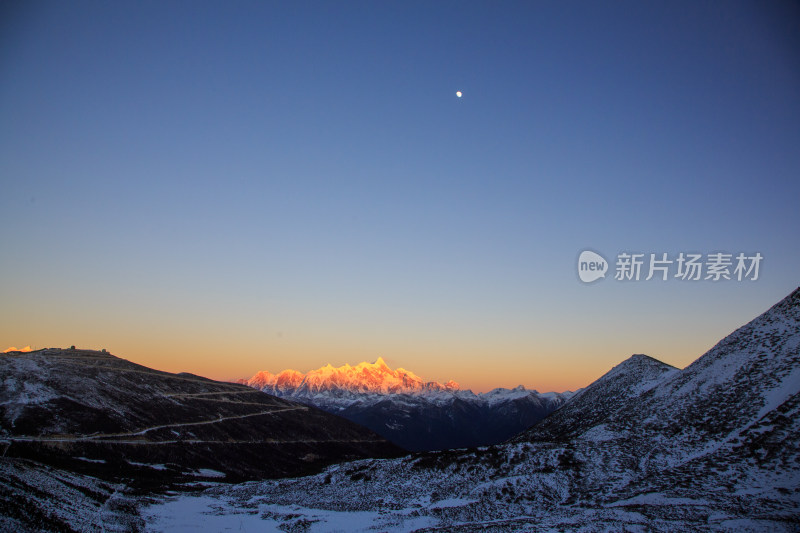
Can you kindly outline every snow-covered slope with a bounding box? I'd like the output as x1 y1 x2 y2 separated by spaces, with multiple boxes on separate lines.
515 285 800 475
241 359 574 451
516 353 679 442
0 459 143 533
146 288 800 531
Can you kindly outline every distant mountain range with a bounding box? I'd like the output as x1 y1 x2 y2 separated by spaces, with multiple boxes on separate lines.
240 358 574 451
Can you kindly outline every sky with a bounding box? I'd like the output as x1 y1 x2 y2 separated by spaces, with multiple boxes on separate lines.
1 1 798 392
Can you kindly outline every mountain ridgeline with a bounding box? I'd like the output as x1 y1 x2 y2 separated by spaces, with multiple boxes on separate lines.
240 358 574 451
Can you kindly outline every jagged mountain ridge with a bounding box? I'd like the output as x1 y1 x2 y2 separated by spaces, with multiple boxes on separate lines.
243 356 459 396
150 288 800 531
242 358 574 451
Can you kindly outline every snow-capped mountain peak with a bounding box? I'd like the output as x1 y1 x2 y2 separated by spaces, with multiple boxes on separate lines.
243 358 457 396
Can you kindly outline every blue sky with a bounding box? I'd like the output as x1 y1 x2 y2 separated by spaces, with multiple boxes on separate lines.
1 1 798 391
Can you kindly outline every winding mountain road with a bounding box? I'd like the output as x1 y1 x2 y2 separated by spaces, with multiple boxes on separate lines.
6 405 309 443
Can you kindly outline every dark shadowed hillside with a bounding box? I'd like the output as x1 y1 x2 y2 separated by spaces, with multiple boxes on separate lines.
0 348 403 489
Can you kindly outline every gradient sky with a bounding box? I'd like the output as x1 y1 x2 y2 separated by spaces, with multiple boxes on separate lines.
1 1 798 392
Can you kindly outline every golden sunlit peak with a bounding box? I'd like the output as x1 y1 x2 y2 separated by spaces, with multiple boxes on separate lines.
246 358 459 395
3 346 32 353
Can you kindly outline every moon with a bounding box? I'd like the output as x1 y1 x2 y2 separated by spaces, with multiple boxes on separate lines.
456 91 462 98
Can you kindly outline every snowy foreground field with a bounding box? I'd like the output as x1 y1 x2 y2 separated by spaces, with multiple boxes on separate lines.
139 435 798 532
143 491 439 532
141 462 792 532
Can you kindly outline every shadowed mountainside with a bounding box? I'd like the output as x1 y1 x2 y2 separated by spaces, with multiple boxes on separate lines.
0 348 403 488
